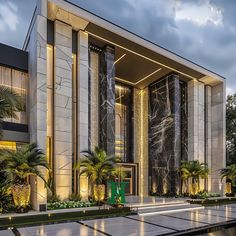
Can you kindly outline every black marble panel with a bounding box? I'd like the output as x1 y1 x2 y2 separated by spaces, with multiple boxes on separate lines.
149 74 187 195
99 46 116 156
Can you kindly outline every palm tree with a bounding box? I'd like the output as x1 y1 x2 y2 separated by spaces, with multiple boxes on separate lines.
0 143 48 211
78 147 120 202
0 85 24 136
220 164 236 182
180 160 209 195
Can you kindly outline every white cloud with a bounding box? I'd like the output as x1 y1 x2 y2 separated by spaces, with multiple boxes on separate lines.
175 0 223 27
0 1 19 32
226 87 235 96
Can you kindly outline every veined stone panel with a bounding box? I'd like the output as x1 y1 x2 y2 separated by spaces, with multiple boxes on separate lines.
205 86 212 191
54 20 73 199
78 31 89 153
89 50 99 149
100 46 115 156
133 88 149 197
188 80 205 163
148 75 181 195
27 0 47 210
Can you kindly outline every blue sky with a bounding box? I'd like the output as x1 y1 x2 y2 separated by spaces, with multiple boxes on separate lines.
0 0 235 94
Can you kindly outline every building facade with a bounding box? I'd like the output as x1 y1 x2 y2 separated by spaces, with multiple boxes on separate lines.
0 0 226 210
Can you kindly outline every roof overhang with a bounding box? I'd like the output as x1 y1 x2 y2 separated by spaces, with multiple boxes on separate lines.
48 0 225 88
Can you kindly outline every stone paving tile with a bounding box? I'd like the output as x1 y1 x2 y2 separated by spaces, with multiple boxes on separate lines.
198 208 236 219
18 222 103 236
130 214 207 231
0 230 14 236
83 216 174 236
208 204 236 213
162 209 230 224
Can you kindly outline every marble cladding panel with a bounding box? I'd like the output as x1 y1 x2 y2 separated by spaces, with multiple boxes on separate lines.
205 86 212 191
78 31 89 152
211 82 226 194
187 80 205 162
149 74 183 195
99 46 115 156
133 88 149 196
54 20 73 199
27 6 47 209
89 51 99 149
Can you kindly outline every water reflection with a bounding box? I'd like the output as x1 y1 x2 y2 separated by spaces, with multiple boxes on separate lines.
199 227 236 236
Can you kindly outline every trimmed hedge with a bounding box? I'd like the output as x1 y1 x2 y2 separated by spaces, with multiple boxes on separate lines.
0 207 133 230
188 197 236 206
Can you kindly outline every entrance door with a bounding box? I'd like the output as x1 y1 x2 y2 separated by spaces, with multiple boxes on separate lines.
119 163 138 195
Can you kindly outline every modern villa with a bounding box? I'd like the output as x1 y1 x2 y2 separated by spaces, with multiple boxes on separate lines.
0 0 226 210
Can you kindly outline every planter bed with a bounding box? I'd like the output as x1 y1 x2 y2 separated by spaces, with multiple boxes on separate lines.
188 197 236 206
0 207 133 230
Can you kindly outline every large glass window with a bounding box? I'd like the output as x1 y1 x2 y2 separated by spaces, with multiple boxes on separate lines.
0 66 28 124
115 83 133 162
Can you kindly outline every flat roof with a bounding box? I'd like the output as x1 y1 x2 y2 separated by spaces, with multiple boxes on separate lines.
60 0 225 81
24 0 225 85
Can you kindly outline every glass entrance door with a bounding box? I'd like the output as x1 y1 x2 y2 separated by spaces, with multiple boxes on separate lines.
118 163 138 195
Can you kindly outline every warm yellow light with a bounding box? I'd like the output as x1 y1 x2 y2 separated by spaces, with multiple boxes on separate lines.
0 141 16 150
140 89 145 197
115 68 162 87
114 54 126 65
80 174 89 201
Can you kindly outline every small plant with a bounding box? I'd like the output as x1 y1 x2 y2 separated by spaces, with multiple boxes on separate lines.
47 194 61 203
0 187 15 213
47 200 94 210
69 193 81 202
0 143 48 213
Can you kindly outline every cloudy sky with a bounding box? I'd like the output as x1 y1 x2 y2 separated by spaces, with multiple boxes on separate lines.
0 0 235 94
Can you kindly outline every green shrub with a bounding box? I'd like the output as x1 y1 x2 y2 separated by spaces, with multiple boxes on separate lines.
194 191 221 199
69 193 81 202
0 187 15 213
47 194 61 203
47 200 94 210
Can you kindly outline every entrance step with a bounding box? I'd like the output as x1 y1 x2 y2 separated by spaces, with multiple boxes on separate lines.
128 199 186 208
138 203 204 216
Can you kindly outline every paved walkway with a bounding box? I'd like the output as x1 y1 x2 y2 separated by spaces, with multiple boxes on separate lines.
1 204 236 235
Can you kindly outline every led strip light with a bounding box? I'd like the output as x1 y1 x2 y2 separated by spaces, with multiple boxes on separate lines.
86 31 198 80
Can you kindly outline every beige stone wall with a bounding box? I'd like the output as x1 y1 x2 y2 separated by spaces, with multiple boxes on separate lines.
54 20 73 199
210 82 226 193
77 31 89 153
188 80 205 163
205 86 212 191
26 0 47 210
89 51 99 149
188 80 226 194
133 88 149 196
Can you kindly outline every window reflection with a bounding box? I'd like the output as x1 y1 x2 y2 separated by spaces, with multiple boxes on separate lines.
115 83 133 162
0 66 28 124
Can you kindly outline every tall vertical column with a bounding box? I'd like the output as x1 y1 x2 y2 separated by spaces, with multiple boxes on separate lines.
149 75 181 195
100 46 115 156
211 82 226 194
78 31 89 153
54 20 73 199
188 80 205 163
188 80 205 191
89 51 99 149
27 0 47 210
205 86 212 191
134 88 149 197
